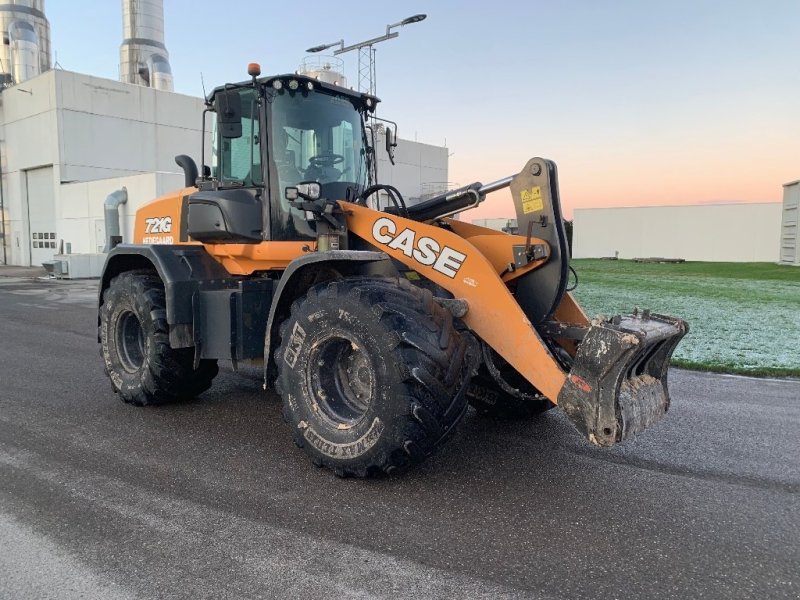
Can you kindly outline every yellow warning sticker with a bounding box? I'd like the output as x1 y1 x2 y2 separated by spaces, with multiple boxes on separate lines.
521 186 543 214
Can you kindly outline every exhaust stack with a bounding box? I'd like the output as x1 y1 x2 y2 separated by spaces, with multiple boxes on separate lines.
119 0 173 92
0 0 51 86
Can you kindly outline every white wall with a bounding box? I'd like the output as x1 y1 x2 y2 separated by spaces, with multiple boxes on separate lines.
0 70 207 265
780 181 799 265
58 172 184 255
573 203 783 262
375 130 448 202
54 71 206 182
0 69 60 266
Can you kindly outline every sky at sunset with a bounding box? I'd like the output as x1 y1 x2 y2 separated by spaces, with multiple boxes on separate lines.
47 0 799 219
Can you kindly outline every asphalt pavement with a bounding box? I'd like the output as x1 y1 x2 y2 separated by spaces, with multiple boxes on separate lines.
0 276 798 599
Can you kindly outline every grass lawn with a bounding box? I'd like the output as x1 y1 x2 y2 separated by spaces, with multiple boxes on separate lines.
570 260 800 378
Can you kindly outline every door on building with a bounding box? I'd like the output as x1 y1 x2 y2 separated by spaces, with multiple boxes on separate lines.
25 166 57 267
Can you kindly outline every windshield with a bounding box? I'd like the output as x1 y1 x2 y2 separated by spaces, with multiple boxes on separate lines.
268 88 368 239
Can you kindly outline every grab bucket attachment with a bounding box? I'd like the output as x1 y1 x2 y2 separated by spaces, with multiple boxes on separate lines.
557 311 688 447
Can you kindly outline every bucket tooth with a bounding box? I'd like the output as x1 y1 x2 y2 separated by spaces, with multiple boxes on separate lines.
557 312 688 447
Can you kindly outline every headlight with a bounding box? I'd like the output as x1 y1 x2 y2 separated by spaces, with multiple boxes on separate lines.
271 80 283 90
288 80 299 90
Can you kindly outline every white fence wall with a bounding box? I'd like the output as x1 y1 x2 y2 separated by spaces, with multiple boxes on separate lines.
573 203 783 262
780 181 799 265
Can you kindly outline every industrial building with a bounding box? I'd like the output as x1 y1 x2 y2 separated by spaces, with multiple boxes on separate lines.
572 203 783 262
0 69 206 267
0 1 448 269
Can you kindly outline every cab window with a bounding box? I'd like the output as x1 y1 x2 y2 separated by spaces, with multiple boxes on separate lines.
218 89 262 186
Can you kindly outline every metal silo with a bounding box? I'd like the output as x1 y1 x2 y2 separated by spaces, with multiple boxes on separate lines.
0 0 51 85
120 0 173 92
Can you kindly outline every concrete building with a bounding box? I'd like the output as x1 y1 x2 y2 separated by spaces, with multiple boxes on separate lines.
0 69 207 266
376 129 448 204
572 203 783 262
780 180 799 265
0 69 448 267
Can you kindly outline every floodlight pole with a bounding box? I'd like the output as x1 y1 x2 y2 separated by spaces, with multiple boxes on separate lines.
306 14 427 97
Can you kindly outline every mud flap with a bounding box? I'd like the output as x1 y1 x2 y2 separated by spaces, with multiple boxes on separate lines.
557 312 688 447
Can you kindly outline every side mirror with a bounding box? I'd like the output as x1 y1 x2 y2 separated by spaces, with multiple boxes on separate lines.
385 127 397 165
216 90 242 139
285 181 321 202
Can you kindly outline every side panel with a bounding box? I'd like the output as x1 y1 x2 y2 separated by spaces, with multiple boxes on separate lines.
203 240 313 275
196 278 273 360
343 202 568 402
133 187 196 245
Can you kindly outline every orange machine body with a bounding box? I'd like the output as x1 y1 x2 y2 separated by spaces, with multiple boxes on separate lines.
132 190 586 403
132 189 309 273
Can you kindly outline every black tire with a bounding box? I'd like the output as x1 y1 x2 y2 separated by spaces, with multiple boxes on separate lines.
466 348 554 420
274 276 471 477
100 270 218 406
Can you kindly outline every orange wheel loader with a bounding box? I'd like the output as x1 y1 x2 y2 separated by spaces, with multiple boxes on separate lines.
97 65 687 477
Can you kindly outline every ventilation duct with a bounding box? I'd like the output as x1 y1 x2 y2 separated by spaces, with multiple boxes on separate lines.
104 188 128 253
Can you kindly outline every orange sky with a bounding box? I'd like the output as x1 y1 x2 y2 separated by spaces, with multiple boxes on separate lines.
47 1 799 223
458 122 798 221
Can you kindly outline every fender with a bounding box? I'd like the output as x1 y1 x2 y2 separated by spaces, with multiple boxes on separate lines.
99 244 232 326
98 244 249 356
263 250 398 384
343 202 568 402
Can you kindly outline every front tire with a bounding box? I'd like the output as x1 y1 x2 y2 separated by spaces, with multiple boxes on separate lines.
275 277 472 477
100 270 218 406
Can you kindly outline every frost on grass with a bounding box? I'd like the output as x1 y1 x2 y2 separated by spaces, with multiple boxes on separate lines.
574 277 800 371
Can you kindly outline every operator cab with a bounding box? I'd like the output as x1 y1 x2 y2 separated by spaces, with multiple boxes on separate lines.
187 69 379 243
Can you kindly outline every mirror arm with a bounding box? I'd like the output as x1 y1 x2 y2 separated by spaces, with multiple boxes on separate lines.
200 108 212 181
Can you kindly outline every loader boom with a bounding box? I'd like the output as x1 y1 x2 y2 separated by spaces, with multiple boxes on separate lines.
342 163 687 447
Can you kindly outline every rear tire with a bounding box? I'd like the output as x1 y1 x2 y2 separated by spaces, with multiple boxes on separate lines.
100 270 218 406
275 276 472 477
466 348 554 419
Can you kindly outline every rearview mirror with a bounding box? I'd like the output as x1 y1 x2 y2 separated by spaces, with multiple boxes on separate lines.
385 127 397 165
216 91 242 139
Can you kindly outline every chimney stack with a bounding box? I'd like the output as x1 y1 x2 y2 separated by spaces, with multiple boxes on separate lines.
0 0 52 86
120 0 173 92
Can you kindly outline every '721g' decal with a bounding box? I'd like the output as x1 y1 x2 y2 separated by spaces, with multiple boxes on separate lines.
144 216 173 234
372 217 466 278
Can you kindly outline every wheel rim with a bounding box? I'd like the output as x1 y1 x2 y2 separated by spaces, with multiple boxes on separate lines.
307 333 375 426
116 310 145 372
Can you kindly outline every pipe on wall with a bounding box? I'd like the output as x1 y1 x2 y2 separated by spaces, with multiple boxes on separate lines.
104 188 128 252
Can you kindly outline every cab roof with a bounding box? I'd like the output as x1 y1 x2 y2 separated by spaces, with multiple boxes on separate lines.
207 73 380 112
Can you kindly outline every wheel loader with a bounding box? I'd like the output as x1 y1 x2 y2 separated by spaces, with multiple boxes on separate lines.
98 64 688 477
